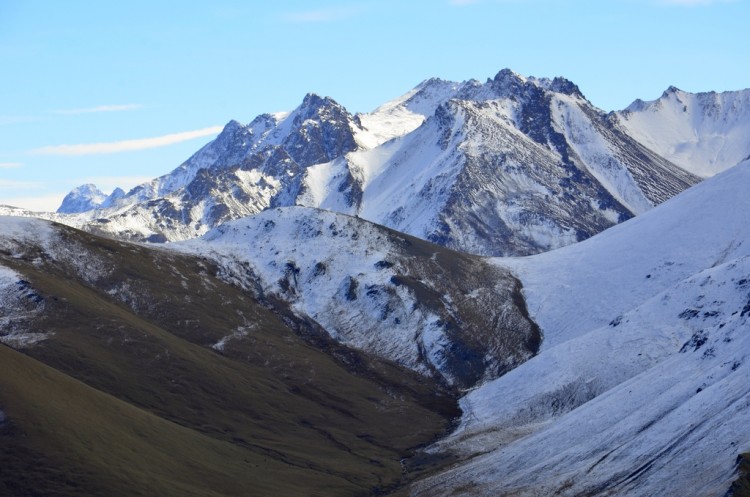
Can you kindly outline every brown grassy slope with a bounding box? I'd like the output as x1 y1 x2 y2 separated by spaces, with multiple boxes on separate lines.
0 222 459 497
0 345 350 497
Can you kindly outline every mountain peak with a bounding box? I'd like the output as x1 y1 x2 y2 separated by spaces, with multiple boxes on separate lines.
662 85 683 97
300 92 339 110
223 119 244 131
549 76 583 98
210 119 251 149
57 184 107 214
302 91 324 104
100 187 126 209
492 68 525 86
296 93 351 123
213 119 246 142
416 77 451 90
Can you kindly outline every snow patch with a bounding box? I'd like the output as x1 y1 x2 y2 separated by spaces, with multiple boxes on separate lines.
0 263 50 348
212 326 255 352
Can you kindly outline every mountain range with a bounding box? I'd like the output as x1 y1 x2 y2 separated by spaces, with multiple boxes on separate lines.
2 69 750 496
51 68 750 256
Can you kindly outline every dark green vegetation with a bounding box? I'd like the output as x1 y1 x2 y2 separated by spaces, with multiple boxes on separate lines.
730 453 750 497
0 222 460 497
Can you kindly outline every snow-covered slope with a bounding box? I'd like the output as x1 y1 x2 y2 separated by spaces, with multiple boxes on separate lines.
0 218 58 347
354 77 467 148
503 159 750 348
412 160 750 496
59 69 698 256
56 184 108 213
618 87 750 177
175 207 540 387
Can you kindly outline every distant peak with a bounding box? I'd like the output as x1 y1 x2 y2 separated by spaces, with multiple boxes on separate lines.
416 77 451 89
74 183 103 193
248 113 280 129
662 85 683 97
488 68 526 97
549 76 583 98
297 92 349 119
301 92 330 107
624 98 648 113
493 68 525 85
222 119 244 133
303 91 322 101
57 183 108 214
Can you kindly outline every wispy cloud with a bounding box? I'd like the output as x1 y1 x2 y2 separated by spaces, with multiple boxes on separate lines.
0 194 65 213
31 126 223 156
0 176 156 212
53 104 144 115
0 179 42 189
0 162 22 168
282 6 365 23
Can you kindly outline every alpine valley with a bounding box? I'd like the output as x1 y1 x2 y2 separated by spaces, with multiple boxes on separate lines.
2 69 750 497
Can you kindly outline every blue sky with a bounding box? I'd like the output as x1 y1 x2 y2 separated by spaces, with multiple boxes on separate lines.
1 0 747 211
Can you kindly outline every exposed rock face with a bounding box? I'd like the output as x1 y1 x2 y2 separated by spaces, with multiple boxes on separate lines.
61 70 700 256
176 207 541 388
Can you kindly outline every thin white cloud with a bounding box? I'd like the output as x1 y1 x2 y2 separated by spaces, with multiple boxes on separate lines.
282 6 364 23
0 162 23 168
0 194 64 213
0 179 43 189
53 104 144 115
31 126 223 156
0 176 155 213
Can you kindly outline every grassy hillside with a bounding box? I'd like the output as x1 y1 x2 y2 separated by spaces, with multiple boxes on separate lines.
0 221 459 496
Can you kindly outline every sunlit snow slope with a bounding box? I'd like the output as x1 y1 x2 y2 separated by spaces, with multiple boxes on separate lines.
413 160 750 497
175 207 540 387
618 87 750 177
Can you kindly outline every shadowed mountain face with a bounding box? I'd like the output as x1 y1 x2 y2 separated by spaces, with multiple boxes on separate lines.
58 69 700 256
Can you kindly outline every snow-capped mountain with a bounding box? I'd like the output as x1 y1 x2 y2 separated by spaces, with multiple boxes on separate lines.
60 69 699 256
329 70 696 256
617 86 750 177
56 184 110 214
64 93 363 243
175 207 540 388
56 184 126 214
410 159 750 496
